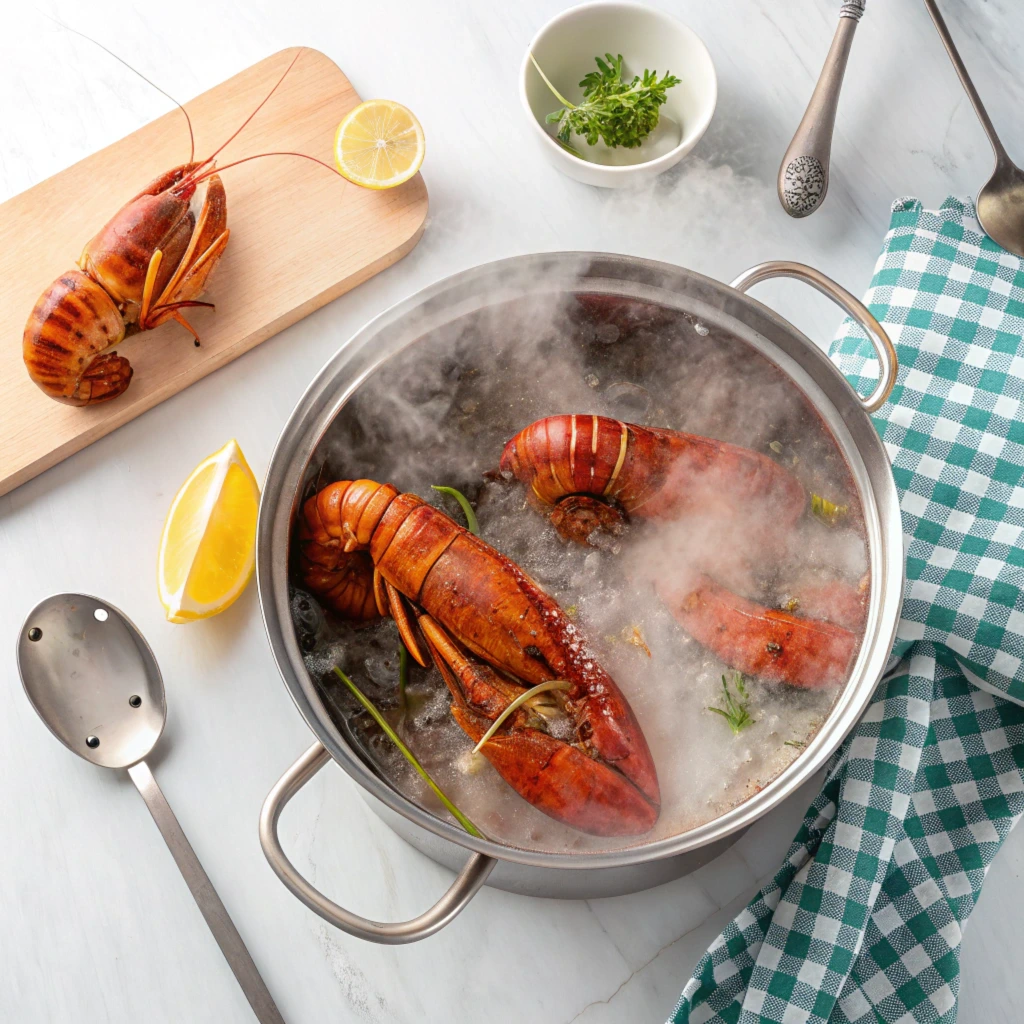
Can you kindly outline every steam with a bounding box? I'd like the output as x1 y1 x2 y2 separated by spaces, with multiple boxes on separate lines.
293 275 867 853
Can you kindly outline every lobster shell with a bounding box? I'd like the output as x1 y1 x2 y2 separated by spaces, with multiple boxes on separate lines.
298 479 661 836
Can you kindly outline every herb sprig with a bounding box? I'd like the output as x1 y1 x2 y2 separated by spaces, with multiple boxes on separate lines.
532 52 680 150
432 485 480 536
811 493 849 527
708 672 755 735
472 679 572 754
333 666 483 837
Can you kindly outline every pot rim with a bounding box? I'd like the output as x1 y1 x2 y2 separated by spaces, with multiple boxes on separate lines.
257 251 904 870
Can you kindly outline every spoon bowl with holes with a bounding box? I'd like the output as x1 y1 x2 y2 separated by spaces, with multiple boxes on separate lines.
17 594 286 1024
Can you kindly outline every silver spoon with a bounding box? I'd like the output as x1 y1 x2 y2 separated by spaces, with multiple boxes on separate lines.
17 594 285 1024
925 0 1024 257
778 1 866 218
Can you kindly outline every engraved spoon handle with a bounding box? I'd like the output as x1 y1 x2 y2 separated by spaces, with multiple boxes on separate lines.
778 1 865 218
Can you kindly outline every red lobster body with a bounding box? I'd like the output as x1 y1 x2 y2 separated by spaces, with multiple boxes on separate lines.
298 479 660 837
659 575 856 689
501 415 861 689
24 165 228 406
500 414 807 529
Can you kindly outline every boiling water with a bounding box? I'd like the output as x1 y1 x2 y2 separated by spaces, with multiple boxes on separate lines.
292 290 868 853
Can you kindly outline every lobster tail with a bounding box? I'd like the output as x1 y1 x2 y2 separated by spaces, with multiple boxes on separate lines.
296 481 390 622
23 271 130 406
501 414 643 506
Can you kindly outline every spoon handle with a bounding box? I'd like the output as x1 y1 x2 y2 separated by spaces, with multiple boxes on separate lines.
923 0 1010 164
777 2 865 218
128 760 286 1024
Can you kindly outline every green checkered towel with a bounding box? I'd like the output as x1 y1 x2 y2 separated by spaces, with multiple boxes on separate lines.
669 198 1024 1024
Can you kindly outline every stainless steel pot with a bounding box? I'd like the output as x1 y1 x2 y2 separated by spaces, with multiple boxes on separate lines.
256 254 903 944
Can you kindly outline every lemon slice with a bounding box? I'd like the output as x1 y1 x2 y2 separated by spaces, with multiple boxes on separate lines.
334 100 425 189
158 440 260 623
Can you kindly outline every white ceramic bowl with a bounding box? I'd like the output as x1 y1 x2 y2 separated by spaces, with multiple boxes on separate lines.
520 1 717 188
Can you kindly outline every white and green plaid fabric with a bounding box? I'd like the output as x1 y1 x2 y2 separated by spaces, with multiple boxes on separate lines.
669 198 1024 1024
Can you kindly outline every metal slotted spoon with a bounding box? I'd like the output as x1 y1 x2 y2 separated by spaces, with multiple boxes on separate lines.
925 0 1024 257
17 593 285 1024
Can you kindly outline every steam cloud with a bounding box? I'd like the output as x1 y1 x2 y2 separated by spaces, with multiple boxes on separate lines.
292 270 867 854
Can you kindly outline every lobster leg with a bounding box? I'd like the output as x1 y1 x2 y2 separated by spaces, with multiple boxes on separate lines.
372 567 389 618
386 579 430 667
143 175 230 335
139 249 164 327
420 615 659 837
155 175 227 303
420 615 523 720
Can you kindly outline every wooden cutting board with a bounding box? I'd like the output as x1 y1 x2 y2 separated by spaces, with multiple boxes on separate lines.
0 47 428 497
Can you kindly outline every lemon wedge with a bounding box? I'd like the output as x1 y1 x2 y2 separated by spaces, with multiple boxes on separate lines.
334 100 425 189
158 440 260 623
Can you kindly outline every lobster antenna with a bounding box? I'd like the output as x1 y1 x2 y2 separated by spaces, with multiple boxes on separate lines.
182 49 305 184
189 151 344 186
37 11 196 163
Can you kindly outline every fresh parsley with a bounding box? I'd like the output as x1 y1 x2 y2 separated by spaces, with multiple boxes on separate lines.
532 52 680 150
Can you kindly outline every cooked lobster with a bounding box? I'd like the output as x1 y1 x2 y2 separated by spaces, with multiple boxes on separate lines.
23 50 338 406
501 414 862 689
298 479 660 837
24 167 229 405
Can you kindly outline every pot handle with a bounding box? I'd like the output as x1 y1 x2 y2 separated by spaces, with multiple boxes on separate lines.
730 261 897 413
259 742 496 944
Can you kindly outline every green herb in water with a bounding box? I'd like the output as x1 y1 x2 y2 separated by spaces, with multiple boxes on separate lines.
472 679 572 754
431 485 480 536
707 672 755 735
811 492 849 527
532 52 680 150
332 666 483 837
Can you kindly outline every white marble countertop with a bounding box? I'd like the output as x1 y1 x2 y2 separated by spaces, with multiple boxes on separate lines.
3 1 1023 1021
